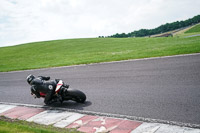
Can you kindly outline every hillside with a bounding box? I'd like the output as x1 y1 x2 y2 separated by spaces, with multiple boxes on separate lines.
0 33 200 72
172 23 200 38
108 14 200 38
148 23 200 37
185 23 200 33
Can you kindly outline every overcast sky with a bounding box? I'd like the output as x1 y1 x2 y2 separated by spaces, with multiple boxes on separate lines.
0 0 199 47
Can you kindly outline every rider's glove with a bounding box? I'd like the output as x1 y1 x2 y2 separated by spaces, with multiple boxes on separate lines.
63 83 69 88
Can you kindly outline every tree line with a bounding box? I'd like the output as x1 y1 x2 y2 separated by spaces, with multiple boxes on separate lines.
100 14 200 38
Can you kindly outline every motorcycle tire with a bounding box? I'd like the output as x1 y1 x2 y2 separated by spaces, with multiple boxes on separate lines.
66 88 86 103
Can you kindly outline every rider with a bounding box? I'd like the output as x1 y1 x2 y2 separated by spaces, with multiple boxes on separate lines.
26 74 69 104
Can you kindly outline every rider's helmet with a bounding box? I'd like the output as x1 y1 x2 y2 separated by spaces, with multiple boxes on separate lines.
26 74 35 84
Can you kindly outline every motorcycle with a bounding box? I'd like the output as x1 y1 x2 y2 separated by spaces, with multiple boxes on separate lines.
31 80 86 104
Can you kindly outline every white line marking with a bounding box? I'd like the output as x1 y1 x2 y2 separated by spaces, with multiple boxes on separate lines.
0 104 16 113
54 113 84 128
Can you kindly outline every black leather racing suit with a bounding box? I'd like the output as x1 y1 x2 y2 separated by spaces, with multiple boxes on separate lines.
30 76 58 104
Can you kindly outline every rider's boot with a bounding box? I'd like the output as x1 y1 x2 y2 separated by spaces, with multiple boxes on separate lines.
56 94 63 103
58 95 63 103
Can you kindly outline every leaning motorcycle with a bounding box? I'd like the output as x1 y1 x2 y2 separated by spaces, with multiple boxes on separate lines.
32 80 86 104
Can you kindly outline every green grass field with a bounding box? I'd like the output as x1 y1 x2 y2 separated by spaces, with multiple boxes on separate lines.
0 35 200 72
185 23 200 33
0 117 79 133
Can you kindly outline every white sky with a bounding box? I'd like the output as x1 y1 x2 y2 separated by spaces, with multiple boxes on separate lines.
0 0 200 47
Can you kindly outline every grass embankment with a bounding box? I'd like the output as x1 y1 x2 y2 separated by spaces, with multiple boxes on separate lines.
185 23 200 33
174 23 200 37
0 35 200 72
0 116 79 133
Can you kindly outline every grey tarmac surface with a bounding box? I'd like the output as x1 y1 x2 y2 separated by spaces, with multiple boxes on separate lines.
0 54 200 125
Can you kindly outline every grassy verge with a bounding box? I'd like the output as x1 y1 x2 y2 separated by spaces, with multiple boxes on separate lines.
185 23 200 33
0 35 200 72
174 23 200 37
0 116 80 133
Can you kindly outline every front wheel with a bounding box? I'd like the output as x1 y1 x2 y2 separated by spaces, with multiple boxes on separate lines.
65 88 86 103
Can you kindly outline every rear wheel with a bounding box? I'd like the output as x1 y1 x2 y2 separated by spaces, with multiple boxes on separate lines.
65 88 86 103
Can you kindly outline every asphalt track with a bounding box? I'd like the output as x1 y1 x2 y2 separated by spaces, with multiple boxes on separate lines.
0 54 200 125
